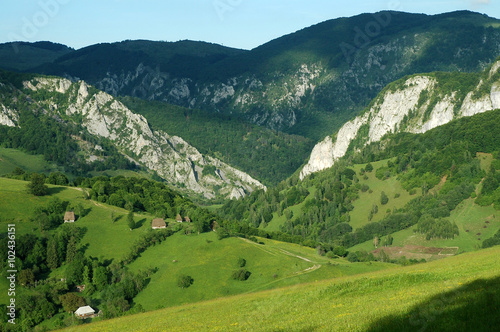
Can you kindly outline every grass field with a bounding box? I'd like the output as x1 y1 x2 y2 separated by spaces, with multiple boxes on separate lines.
265 188 317 232
0 177 392 314
349 160 420 230
58 246 500 332
349 197 499 257
0 177 163 305
128 232 391 310
0 147 62 175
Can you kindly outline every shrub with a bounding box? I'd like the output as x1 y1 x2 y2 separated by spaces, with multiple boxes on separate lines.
217 228 230 240
231 269 251 281
237 258 246 267
177 274 194 288
27 173 48 196
380 191 389 205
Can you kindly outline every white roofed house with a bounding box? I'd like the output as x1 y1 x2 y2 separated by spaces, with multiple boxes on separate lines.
74 305 95 319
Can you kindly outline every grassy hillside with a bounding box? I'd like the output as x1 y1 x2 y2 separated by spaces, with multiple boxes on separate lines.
0 178 390 306
219 109 500 257
59 245 500 331
127 232 391 311
0 177 393 330
0 148 62 177
348 159 420 229
350 197 499 257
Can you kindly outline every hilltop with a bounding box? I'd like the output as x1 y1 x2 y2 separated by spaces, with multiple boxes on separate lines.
2 11 500 186
2 11 500 140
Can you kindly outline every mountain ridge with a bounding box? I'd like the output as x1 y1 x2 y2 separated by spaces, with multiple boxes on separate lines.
300 59 500 179
2 11 500 140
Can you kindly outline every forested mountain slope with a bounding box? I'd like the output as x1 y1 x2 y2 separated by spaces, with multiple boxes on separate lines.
2 11 500 140
0 71 264 200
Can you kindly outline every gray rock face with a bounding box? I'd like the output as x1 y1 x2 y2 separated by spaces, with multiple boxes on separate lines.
89 63 323 131
19 77 265 199
300 61 500 179
0 104 18 127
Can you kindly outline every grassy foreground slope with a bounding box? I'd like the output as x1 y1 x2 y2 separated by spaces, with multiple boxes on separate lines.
60 246 500 331
127 232 391 310
0 177 391 320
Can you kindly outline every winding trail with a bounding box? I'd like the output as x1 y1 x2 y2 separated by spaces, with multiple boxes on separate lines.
238 237 322 293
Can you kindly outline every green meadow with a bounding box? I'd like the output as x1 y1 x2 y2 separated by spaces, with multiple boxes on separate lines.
0 177 391 313
0 147 62 175
349 160 420 230
265 188 317 232
128 232 391 310
59 246 500 332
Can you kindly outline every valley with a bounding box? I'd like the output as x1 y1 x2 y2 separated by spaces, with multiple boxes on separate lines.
0 9 499 332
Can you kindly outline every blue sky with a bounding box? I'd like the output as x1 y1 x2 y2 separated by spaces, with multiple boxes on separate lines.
1 0 499 50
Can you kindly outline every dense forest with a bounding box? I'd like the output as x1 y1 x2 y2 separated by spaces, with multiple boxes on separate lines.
218 110 500 248
120 96 314 186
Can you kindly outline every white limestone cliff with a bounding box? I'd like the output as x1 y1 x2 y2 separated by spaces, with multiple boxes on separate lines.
22 78 265 199
0 105 18 127
300 62 500 180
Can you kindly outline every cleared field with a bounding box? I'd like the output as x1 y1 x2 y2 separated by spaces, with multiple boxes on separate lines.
58 246 500 332
350 197 499 256
350 160 420 230
127 231 391 310
0 147 61 175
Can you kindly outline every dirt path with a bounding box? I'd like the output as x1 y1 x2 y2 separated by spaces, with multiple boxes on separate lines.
68 186 104 207
238 237 322 278
238 238 279 256
277 249 313 262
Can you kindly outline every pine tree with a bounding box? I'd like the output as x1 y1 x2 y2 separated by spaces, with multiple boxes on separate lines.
66 236 77 263
46 237 59 269
127 211 135 230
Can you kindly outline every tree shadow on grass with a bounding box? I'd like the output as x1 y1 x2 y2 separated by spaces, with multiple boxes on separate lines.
135 218 147 229
46 186 67 195
367 276 500 332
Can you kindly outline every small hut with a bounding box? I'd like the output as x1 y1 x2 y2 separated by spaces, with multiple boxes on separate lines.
152 218 166 229
176 214 183 223
184 216 191 223
74 306 95 319
64 211 76 223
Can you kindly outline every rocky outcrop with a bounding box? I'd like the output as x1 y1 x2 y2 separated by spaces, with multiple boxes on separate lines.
0 104 18 127
90 63 323 131
300 61 500 180
22 77 265 199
